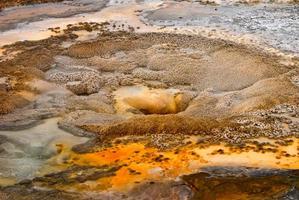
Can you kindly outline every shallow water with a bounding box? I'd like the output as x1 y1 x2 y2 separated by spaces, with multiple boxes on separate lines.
0 0 159 47
114 85 181 114
0 118 88 184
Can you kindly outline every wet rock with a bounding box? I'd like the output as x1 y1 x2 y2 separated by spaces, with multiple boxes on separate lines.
58 110 126 137
182 168 299 200
0 179 190 200
127 181 192 200
0 185 85 200
66 91 115 114
0 109 53 131
71 137 99 153
32 89 72 109
0 88 73 130
280 187 299 200
0 89 70 130
32 165 121 186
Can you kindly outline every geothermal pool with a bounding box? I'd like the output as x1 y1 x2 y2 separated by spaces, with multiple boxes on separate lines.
0 0 298 199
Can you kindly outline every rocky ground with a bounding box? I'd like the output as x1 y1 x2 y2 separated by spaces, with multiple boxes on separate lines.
1 167 298 199
0 0 298 199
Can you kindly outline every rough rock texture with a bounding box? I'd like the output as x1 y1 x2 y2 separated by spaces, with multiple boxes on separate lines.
1 167 298 200
58 110 126 137
182 168 299 200
0 2 298 198
1 31 297 142
66 91 115 113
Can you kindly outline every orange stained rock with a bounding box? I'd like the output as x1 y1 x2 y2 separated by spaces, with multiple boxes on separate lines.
58 138 299 191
